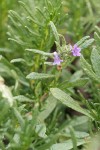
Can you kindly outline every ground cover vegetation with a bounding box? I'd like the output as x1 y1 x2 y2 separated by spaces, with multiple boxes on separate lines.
0 0 100 150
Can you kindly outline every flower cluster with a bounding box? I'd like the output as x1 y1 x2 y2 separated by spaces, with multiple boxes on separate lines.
53 51 63 65
53 44 81 66
70 44 81 56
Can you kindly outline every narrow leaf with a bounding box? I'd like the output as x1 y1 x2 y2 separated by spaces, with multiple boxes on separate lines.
91 48 100 76
60 78 89 89
49 21 60 43
26 49 53 56
14 95 34 103
80 39 94 49
80 56 100 82
35 123 47 138
10 58 26 63
13 108 25 128
37 95 57 122
50 88 93 119
26 72 55 80
76 36 90 46
50 139 86 150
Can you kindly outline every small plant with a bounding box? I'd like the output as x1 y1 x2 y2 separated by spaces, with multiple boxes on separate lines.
0 0 100 149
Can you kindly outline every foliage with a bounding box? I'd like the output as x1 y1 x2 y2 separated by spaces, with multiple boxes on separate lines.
0 0 100 149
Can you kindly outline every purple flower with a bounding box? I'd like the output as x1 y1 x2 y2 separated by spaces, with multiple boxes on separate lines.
70 44 81 56
53 51 63 65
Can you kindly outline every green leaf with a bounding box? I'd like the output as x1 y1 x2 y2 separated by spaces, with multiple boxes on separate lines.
0 48 12 53
69 78 88 87
13 108 25 128
59 34 66 46
50 139 86 150
0 55 14 77
14 95 34 103
65 129 89 138
60 78 89 89
35 123 47 138
70 70 83 82
10 58 26 63
91 48 100 76
9 10 25 26
49 21 60 43
80 56 100 82
18 1 35 20
80 38 94 49
69 116 89 131
13 134 20 144
55 41 62 53
26 72 55 80
76 36 90 46
69 127 77 150
37 95 57 122
8 38 29 46
0 55 29 86
94 26 100 51
26 49 53 56
50 88 93 119
25 26 40 37
0 97 10 122
73 131 89 138
44 62 53 66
